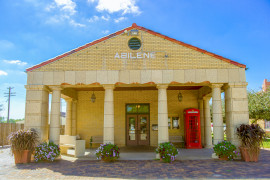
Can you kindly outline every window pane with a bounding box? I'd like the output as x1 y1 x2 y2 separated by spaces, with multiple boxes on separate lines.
138 104 149 113
127 105 137 113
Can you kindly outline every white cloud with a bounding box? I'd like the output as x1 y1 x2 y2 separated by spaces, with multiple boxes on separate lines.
0 70 8 76
88 15 100 22
101 15 110 21
69 20 86 27
102 30 110 34
3 60 27 66
54 0 77 15
114 17 127 23
89 0 141 15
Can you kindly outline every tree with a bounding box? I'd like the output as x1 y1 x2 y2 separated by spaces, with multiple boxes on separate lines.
248 89 270 121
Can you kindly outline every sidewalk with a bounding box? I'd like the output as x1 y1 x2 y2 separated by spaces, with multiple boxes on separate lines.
1 146 270 179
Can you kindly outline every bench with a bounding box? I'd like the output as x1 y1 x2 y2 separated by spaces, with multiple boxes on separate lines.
90 136 103 147
60 135 85 157
169 136 185 148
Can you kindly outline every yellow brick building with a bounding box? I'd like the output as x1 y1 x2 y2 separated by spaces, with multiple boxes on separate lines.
25 23 249 149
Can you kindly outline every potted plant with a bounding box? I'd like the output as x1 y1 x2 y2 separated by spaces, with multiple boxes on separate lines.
34 141 61 162
155 142 179 163
8 129 39 164
213 140 238 160
95 143 120 162
236 124 266 162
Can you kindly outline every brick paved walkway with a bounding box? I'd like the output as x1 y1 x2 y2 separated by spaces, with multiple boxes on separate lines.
1 147 270 179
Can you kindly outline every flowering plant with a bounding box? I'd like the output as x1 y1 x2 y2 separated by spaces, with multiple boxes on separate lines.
155 142 178 163
34 141 60 162
213 140 238 160
95 143 120 162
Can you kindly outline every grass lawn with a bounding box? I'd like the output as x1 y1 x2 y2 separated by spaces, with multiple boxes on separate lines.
263 139 270 148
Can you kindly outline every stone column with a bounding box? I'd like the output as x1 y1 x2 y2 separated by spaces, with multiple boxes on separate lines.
71 100 77 136
224 83 249 147
157 84 169 144
65 98 72 136
198 99 205 147
212 84 224 145
103 85 115 144
49 86 62 145
25 85 49 142
203 96 212 148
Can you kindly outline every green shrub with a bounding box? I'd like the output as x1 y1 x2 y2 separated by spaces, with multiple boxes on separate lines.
213 141 238 160
95 143 120 161
155 142 178 163
34 141 60 162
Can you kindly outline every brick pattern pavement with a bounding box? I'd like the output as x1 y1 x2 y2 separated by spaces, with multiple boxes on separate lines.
1 147 270 179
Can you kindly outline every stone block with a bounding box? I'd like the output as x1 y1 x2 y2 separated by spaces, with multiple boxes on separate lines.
75 71 86 84
141 70 152 83
162 70 173 83
25 102 42 114
195 69 206 83
239 68 246 82
33 72 43 85
26 90 42 101
107 71 119 84
231 88 247 99
184 69 196 83
53 72 65 85
232 100 248 112
86 71 97 84
27 72 34 85
129 70 141 83
151 70 162 83
206 69 218 83
43 72 54 85
119 70 130 84
97 71 108 84
217 69 228 83
228 69 240 82
65 71 75 85
25 115 42 127
173 70 184 83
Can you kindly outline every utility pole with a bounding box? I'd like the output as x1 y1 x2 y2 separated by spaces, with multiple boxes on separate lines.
4 87 16 123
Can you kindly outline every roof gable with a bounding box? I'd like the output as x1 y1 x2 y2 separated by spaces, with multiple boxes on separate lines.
26 23 245 72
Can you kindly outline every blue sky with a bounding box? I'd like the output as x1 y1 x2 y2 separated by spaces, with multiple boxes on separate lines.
0 0 269 119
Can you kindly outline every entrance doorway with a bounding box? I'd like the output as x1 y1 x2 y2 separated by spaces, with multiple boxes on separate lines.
126 104 150 146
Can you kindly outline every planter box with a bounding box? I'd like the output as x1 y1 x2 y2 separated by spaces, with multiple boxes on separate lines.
239 147 260 162
14 150 32 164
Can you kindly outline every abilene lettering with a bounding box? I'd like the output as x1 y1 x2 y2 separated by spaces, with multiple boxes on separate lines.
115 52 155 59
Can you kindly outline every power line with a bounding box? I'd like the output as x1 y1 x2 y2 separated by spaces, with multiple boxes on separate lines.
4 87 16 123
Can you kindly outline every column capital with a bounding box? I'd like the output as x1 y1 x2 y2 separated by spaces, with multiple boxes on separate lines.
64 98 73 103
49 86 63 91
25 85 50 92
157 84 169 89
211 83 223 88
223 82 248 89
103 84 115 90
203 96 211 101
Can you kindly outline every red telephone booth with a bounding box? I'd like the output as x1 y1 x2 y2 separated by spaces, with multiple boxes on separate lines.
184 108 202 149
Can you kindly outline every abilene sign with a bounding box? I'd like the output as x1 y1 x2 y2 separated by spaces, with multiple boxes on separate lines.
115 52 155 59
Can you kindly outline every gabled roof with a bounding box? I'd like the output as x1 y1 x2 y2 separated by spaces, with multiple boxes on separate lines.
26 23 246 72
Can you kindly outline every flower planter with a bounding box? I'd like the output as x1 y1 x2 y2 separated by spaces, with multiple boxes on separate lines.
219 156 229 161
14 150 32 164
239 147 260 162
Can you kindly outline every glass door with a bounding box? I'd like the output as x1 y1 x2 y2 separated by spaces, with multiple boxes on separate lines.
138 115 149 145
126 115 138 146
